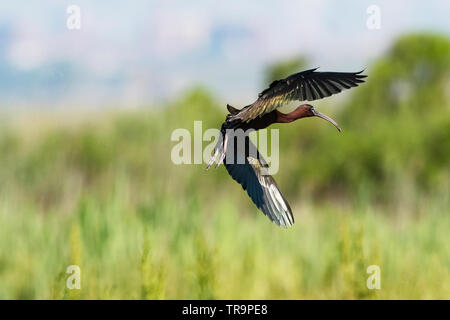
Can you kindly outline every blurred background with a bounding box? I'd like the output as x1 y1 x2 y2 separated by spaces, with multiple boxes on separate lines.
0 1 449 299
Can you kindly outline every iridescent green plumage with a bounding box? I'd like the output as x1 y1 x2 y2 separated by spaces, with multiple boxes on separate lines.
228 68 367 123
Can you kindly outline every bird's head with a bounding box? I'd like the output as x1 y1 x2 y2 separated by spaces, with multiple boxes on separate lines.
293 104 342 132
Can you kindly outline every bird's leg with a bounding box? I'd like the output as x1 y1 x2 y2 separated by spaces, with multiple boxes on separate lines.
215 133 228 168
206 132 226 170
205 147 219 171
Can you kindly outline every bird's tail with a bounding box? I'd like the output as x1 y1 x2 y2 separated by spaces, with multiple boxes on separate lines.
226 104 239 115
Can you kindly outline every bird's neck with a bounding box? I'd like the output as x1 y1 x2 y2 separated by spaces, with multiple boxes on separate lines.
275 109 309 123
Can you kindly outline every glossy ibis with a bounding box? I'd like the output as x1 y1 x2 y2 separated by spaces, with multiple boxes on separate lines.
207 68 367 228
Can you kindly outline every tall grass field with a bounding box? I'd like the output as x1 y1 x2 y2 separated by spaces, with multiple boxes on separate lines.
0 33 449 299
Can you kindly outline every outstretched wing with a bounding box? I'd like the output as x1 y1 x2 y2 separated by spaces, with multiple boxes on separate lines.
224 138 294 228
229 68 367 123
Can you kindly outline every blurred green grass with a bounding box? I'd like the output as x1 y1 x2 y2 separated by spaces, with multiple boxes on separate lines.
0 33 449 299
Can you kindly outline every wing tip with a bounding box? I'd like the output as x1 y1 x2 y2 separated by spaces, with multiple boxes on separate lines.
259 180 295 228
355 69 368 78
306 67 320 73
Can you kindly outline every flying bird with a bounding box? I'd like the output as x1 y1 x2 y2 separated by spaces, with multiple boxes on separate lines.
207 68 367 228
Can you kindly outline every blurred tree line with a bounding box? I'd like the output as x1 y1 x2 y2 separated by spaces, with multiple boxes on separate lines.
160 33 450 208
0 33 448 212
279 33 450 205
1 33 448 300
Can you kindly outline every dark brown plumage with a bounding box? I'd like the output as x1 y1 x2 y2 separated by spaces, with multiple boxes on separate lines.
228 68 366 123
207 68 367 228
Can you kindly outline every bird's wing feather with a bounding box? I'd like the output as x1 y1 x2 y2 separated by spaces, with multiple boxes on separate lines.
229 68 367 123
224 139 294 228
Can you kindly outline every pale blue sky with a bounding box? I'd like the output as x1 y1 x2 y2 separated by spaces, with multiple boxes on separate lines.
0 1 448 108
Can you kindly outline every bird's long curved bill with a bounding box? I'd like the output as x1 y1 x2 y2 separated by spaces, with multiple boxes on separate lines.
313 110 342 132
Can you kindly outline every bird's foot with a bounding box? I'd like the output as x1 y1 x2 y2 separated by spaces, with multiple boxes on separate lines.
214 133 228 168
205 147 219 171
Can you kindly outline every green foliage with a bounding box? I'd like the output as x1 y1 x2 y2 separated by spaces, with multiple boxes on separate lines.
0 33 448 299
277 33 450 203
